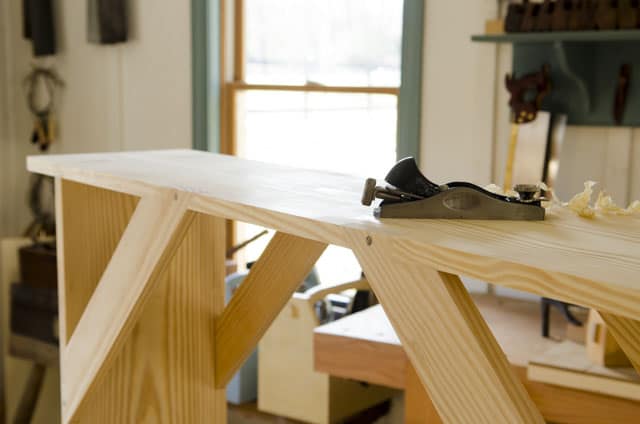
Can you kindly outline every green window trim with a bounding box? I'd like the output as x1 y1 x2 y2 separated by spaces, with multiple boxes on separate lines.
192 0 424 161
397 0 424 162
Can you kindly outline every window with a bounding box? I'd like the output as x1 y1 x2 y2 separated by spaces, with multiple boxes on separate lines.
220 0 404 283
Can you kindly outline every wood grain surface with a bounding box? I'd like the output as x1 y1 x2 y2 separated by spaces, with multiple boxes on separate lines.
55 179 138 345
62 189 193 422
29 150 640 321
314 298 640 423
600 312 640 374
349 231 543 424
215 232 326 387
73 212 227 423
56 180 226 423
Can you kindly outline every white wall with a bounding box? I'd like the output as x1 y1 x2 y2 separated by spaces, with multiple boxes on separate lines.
0 0 193 238
420 0 498 185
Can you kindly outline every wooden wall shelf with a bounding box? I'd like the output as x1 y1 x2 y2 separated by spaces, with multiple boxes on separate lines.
472 30 640 44
472 31 640 126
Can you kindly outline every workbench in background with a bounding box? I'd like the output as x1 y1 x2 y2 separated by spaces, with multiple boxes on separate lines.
315 295 640 423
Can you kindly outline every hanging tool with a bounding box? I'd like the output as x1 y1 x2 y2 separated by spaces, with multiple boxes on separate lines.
24 66 64 151
614 64 631 126
504 64 552 191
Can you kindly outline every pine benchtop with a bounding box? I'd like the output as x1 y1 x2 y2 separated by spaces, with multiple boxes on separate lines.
27 149 640 320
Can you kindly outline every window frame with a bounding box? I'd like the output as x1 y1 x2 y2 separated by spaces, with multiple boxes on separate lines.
218 0 402 156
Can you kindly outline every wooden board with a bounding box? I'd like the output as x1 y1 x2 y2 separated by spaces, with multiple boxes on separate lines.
314 295 565 374
528 341 640 401
215 232 326 387
56 180 226 423
349 233 543 423
314 306 406 390
27 150 640 322
315 297 640 424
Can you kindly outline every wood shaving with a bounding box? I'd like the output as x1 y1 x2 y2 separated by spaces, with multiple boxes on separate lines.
485 180 640 219
565 181 596 218
595 192 629 215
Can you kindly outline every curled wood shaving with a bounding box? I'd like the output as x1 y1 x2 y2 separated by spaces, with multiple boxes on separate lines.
595 192 629 215
484 181 640 218
565 181 597 218
628 200 640 214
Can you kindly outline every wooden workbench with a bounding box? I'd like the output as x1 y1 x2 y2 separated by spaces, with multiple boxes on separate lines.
314 295 640 423
27 150 640 423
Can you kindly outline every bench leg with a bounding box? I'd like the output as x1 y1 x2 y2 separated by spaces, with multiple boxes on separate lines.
55 179 226 423
599 312 640 374
349 231 543 424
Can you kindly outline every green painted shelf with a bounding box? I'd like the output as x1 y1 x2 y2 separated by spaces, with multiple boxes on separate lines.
472 30 640 44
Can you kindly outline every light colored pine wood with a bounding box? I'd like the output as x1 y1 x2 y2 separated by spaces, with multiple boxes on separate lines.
599 312 640 374
215 232 326 387
27 150 640 324
28 150 640 422
349 232 543 424
259 281 393 424
405 364 441 424
314 296 640 423
61 189 194 422
72 212 227 423
586 310 632 367
516 366 640 424
314 305 406 390
56 179 227 422
528 340 639 399
55 179 138 345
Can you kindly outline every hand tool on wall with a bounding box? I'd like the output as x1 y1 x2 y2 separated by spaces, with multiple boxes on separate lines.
535 0 555 31
614 63 631 125
88 0 128 44
504 64 552 191
521 1 541 32
595 0 617 30
22 0 56 57
505 0 527 32
551 0 572 31
24 67 64 151
361 157 545 220
618 0 639 29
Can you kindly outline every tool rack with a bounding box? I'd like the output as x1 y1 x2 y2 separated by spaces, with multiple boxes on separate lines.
473 30 640 126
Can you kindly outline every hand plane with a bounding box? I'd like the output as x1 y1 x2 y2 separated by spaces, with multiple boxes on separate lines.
361 157 545 220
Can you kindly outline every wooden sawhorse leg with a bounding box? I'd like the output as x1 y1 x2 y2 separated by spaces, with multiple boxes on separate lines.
56 179 227 422
348 231 544 424
55 179 325 423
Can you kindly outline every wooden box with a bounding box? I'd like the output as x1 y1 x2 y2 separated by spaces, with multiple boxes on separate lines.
258 279 395 424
